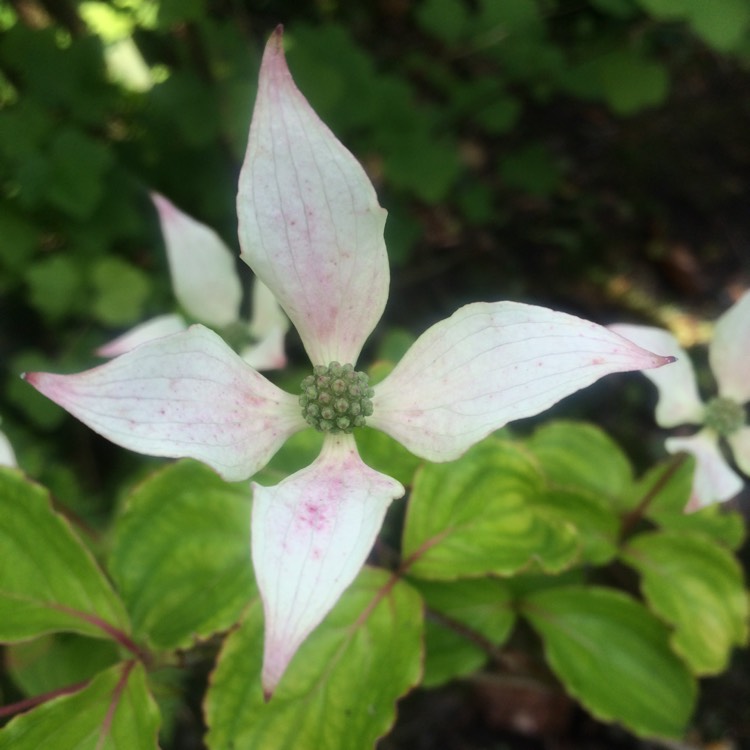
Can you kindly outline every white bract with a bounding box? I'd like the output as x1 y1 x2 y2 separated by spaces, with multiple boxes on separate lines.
612 291 750 509
25 28 675 697
0 425 16 468
97 193 288 371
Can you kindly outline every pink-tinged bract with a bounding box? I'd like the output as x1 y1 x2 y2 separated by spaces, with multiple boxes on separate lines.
25 326 303 482
608 324 704 428
237 29 390 367
371 303 676 461
96 313 187 357
251 434 403 696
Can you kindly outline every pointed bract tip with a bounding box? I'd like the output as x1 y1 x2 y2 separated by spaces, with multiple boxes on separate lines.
269 24 284 51
262 686 274 703
150 192 175 218
662 355 678 365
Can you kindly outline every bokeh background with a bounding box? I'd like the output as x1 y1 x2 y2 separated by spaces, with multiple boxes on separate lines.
1 0 749 747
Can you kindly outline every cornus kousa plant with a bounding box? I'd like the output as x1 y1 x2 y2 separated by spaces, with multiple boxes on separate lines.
23 28 676 698
98 193 289 371
612 290 750 509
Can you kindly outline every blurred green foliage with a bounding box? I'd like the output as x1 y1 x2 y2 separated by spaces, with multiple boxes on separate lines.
3 0 750 484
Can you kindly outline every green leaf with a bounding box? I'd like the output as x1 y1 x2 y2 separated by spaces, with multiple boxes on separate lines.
653 503 746 549
148 73 219 147
621 530 748 675
109 460 254 650
684 0 750 51
90 257 151 325
26 255 84 320
597 50 669 114
0 662 160 750
251 429 323 485
356 427 422 487
414 578 516 687
525 420 634 507
205 567 422 750
0 205 38 273
627 455 694 515
157 0 205 26
402 438 579 579
530 486 620 565
415 0 470 43
5 633 120 696
633 457 746 549
381 129 462 203
499 143 563 197
0 468 130 642
45 129 113 218
590 0 639 18
522 586 696 738
637 0 750 51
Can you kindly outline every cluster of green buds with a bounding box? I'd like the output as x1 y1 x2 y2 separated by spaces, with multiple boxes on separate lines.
299 362 374 434
704 396 746 437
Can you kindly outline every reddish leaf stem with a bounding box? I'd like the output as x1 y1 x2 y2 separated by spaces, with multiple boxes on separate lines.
95 661 135 750
0 679 90 718
50 604 150 664
619 452 689 540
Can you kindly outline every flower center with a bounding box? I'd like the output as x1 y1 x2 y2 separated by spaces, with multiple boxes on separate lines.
299 362 374 434
704 396 746 437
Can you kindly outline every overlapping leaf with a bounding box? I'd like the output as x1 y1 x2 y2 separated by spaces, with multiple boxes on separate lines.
402 439 579 579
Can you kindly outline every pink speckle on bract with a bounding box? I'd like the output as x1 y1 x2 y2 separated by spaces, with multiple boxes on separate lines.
299 499 329 532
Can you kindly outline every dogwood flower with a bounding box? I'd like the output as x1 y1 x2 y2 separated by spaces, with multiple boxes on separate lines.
611 291 750 509
97 193 288 371
24 27 675 697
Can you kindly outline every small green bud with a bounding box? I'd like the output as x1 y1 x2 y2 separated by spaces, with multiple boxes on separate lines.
299 362 374 434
